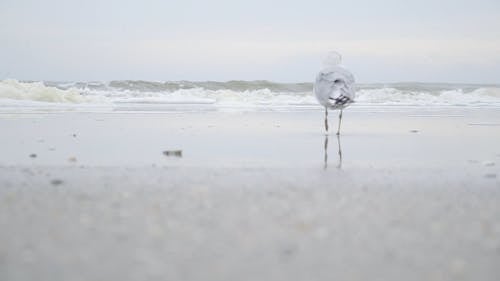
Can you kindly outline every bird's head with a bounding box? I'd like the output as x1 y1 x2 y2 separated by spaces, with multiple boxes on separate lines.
322 51 342 67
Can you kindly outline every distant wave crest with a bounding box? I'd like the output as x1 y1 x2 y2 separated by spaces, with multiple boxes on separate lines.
356 87 500 106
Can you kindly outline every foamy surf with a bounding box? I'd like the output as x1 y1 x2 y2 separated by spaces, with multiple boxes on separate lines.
0 79 89 104
1 79 500 111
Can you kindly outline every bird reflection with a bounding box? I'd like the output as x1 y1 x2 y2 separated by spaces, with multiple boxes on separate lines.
323 134 342 169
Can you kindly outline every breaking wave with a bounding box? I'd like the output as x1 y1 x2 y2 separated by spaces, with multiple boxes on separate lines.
0 79 89 104
1 79 500 110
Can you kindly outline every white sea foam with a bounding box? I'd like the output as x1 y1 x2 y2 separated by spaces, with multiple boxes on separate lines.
1 79 500 111
355 87 500 107
0 79 89 103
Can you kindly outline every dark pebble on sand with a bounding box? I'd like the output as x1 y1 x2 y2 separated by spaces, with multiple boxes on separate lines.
29 153 37 158
50 179 64 186
281 247 295 257
484 173 497 179
163 150 182 157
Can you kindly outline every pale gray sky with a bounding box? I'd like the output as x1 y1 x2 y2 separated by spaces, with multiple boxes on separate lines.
1 0 499 83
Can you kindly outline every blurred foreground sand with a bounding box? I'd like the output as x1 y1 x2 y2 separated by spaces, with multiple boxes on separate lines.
1 109 499 281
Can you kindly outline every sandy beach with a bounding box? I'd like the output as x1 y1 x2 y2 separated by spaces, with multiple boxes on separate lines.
3 0 500 279
0 107 499 281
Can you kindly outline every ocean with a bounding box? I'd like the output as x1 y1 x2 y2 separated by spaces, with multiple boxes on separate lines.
1 79 500 112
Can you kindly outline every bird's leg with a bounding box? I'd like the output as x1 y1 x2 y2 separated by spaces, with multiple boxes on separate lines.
336 133 342 169
324 107 329 134
323 134 329 170
336 109 343 136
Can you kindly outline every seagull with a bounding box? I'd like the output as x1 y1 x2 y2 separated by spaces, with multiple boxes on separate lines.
314 52 355 135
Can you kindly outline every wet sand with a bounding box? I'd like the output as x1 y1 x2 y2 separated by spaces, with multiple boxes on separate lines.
1 108 500 281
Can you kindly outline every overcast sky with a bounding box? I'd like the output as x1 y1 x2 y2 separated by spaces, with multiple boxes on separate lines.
1 0 499 83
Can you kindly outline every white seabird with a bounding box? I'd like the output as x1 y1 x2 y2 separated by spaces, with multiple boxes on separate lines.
314 52 355 135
